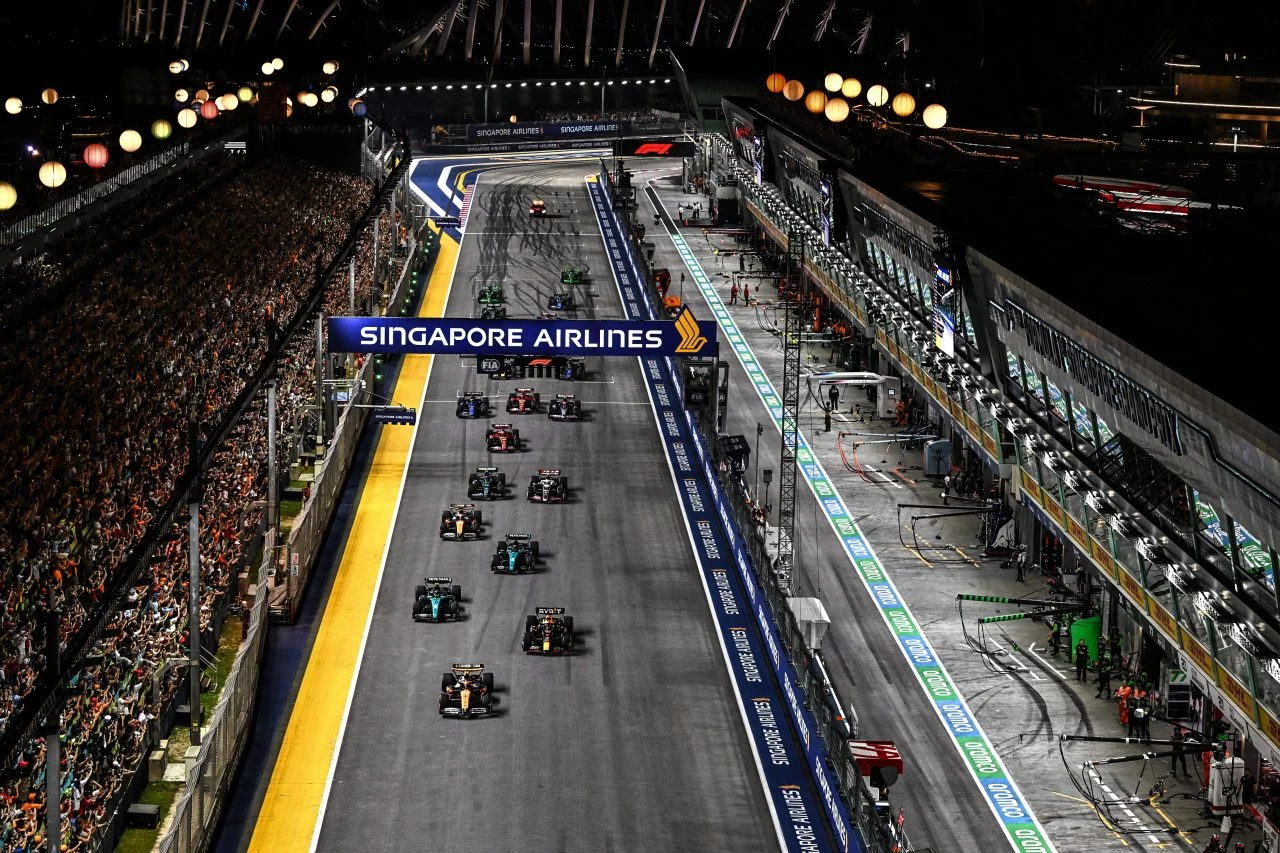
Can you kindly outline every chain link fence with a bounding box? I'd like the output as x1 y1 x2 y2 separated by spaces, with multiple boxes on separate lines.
155 537 271 853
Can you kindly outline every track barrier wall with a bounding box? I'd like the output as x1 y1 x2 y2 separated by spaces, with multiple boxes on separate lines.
156 543 271 853
592 172 862 852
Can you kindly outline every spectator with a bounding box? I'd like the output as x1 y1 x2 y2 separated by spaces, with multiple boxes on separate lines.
0 154 390 851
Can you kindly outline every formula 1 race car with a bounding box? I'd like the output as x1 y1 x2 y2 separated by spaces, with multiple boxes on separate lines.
478 283 505 305
506 387 541 414
527 469 567 503
547 292 577 312
560 266 584 285
439 664 494 718
485 424 522 452
412 578 463 622
455 392 490 419
529 198 547 217
439 504 483 540
492 533 540 573
480 304 507 320
522 608 575 654
467 467 507 500
547 394 582 421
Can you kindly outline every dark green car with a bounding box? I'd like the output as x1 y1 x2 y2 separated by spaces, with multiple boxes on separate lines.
560 266 585 285
478 283 505 304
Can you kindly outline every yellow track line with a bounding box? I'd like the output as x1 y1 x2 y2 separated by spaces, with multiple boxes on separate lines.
248 235 459 853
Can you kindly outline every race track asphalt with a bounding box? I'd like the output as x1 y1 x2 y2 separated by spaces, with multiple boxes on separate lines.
315 162 780 852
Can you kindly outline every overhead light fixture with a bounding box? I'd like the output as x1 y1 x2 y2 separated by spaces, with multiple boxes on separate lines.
505 83 513 88
399 86 407 91
416 85 423 91
431 84 439 90
521 82 528 87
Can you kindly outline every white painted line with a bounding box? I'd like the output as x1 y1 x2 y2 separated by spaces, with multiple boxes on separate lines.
651 182 1055 852
1023 644 1069 680
588 176 790 852
307 173 478 852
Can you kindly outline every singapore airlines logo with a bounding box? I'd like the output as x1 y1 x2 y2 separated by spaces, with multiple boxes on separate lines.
674 307 709 354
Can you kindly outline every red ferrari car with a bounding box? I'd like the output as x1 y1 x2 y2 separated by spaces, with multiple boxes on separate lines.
486 424 523 452
506 388 541 414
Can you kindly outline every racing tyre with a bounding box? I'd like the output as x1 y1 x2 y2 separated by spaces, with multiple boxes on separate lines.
525 615 538 634
452 584 462 602
474 510 483 526
531 541 540 560
482 672 495 692
497 473 506 488
441 674 455 692
563 617 574 644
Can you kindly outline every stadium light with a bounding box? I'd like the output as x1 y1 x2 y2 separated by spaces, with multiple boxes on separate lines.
505 83 512 88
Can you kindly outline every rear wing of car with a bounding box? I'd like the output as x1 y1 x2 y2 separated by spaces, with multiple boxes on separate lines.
513 387 535 393
449 503 476 510
535 607 565 615
491 423 513 430
555 394 577 401
475 466 499 473
505 533 533 541
425 577 454 584
459 391 485 398
452 663 485 673
537 469 561 476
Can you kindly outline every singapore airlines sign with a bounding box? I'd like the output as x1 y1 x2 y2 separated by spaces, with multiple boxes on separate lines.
329 308 717 357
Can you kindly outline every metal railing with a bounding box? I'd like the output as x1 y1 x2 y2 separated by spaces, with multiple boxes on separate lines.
690 412 916 853
599 164 912 852
1 143 191 247
156 537 271 853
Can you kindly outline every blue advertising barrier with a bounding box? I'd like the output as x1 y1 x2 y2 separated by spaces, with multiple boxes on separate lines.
466 119 631 143
588 175 856 853
328 314 717 357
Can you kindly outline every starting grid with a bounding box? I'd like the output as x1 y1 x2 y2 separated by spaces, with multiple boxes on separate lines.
658 217 1056 853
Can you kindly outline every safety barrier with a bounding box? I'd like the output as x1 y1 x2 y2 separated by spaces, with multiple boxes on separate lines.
156 539 271 853
594 170 889 852
271 229 426 622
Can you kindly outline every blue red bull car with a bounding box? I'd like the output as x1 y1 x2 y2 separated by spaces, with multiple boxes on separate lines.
523 607 575 654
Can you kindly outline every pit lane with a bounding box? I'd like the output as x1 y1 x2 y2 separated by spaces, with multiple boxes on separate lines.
313 161 778 852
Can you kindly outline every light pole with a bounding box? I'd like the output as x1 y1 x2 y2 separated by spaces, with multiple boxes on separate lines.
754 422 763 499
762 468 773 524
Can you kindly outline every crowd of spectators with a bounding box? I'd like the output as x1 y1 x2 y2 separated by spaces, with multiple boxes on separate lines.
0 153 392 850
536 107 661 123
0 154 243 326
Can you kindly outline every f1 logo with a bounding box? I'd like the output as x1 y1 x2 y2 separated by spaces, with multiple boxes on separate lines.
634 142 673 155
